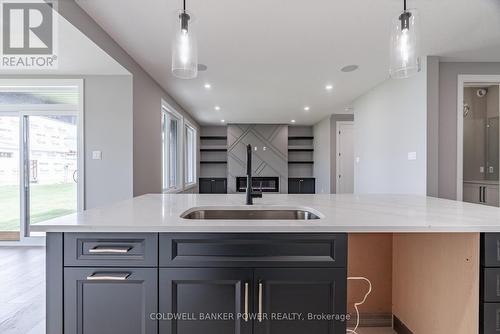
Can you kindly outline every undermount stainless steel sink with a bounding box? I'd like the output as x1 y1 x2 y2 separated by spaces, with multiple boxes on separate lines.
180 208 321 220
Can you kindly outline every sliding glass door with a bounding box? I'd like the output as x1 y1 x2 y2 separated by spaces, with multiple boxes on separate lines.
26 115 78 230
0 81 83 241
0 115 21 240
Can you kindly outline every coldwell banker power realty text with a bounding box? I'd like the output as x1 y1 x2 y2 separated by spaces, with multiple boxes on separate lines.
1 0 58 69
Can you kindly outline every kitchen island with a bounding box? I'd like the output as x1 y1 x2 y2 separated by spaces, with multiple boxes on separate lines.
32 194 500 334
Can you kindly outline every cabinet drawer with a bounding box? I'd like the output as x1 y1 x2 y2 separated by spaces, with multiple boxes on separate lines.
64 233 158 267
481 303 500 334
484 268 500 302
482 233 500 267
64 267 157 334
159 233 347 267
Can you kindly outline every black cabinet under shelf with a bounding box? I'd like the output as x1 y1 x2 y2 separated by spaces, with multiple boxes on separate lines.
288 178 315 194
199 178 227 194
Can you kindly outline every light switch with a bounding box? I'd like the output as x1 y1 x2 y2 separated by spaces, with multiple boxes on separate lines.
92 150 102 160
407 152 417 160
480 166 485 173
355 157 360 163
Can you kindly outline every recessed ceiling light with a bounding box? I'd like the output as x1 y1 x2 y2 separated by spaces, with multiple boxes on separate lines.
303 106 310 111
204 83 211 89
325 84 333 91
214 106 221 111
220 119 225 123
341 65 359 72
291 119 296 123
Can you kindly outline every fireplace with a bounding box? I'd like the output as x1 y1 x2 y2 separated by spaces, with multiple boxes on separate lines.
236 177 279 193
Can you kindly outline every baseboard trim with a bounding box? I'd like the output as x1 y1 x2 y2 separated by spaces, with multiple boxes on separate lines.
393 315 414 334
347 313 392 327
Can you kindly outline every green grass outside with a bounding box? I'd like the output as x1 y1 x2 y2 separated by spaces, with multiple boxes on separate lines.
0 183 76 231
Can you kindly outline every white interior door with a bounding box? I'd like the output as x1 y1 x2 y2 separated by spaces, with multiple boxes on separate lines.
337 122 354 194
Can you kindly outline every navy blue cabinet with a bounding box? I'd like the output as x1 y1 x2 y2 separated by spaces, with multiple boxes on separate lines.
48 232 347 334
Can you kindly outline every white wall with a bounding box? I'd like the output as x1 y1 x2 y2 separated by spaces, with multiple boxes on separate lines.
313 116 331 193
353 59 427 194
84 75 133 208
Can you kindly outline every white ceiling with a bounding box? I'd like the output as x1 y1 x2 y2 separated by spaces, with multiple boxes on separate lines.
0 7 128 76
76 0 500 125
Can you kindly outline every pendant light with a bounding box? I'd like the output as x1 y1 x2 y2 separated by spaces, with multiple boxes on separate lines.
171 0 198 79
389 0 420 79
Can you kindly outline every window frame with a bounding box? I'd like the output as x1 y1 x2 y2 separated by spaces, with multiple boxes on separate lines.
161 100 198 193
184 120 197 189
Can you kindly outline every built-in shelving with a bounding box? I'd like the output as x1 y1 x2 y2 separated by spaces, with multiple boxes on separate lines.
200 148 228 152
288 126 315 191
200 161 227 164
288 148 314 152
288 136 314 140
200 127 228 190
200 136 227 140
288 161 314 164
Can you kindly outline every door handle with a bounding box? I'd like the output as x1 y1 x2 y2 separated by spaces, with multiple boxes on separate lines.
258 281 263 322
243 282 249 322
88 246 132 254
479 186 483 203
86 272 130 280
483 186 487 203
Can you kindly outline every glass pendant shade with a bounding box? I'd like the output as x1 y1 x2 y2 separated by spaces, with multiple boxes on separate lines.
172 10 198 79
389 9 420 79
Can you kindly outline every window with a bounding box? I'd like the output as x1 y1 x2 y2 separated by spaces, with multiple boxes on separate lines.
162 107 181 191
185 123 196 185
162 101 198 192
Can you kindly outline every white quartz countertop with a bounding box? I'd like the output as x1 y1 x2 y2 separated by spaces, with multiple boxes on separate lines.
30 193 500 233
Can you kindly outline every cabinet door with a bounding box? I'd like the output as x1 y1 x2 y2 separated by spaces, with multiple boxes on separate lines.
199 178 212 193
288 179 300 194
463 183 481 204
212 178 227 193
254 268 346 334
64 268 157 334
485 185 499 207
300 179 315 194
159 268 253 334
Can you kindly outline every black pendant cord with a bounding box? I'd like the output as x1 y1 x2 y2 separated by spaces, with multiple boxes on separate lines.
403 0 407 11
183 0 186 12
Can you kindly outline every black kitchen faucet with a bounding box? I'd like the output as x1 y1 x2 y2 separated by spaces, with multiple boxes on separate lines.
246 144 262 205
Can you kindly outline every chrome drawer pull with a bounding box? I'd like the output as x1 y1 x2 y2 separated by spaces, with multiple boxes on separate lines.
88 246 132 254
258 282 263 322
243 282 249 322
86 272 131 281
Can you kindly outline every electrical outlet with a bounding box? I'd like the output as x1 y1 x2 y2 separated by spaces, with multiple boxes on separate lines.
489 166 495 173
92 151 102 160
480 166 485 173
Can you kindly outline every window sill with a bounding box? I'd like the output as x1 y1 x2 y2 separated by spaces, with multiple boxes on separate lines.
183 183 198 191
163 187 183 194
163 183 198 194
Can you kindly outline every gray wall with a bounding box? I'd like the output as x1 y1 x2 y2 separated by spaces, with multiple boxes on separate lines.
353 57 427 194
330 114 354 193
56 0 199 196
84 75 133 208
227 124 288 193
426 56 440 197
438 62 500 199
313 117 331 194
